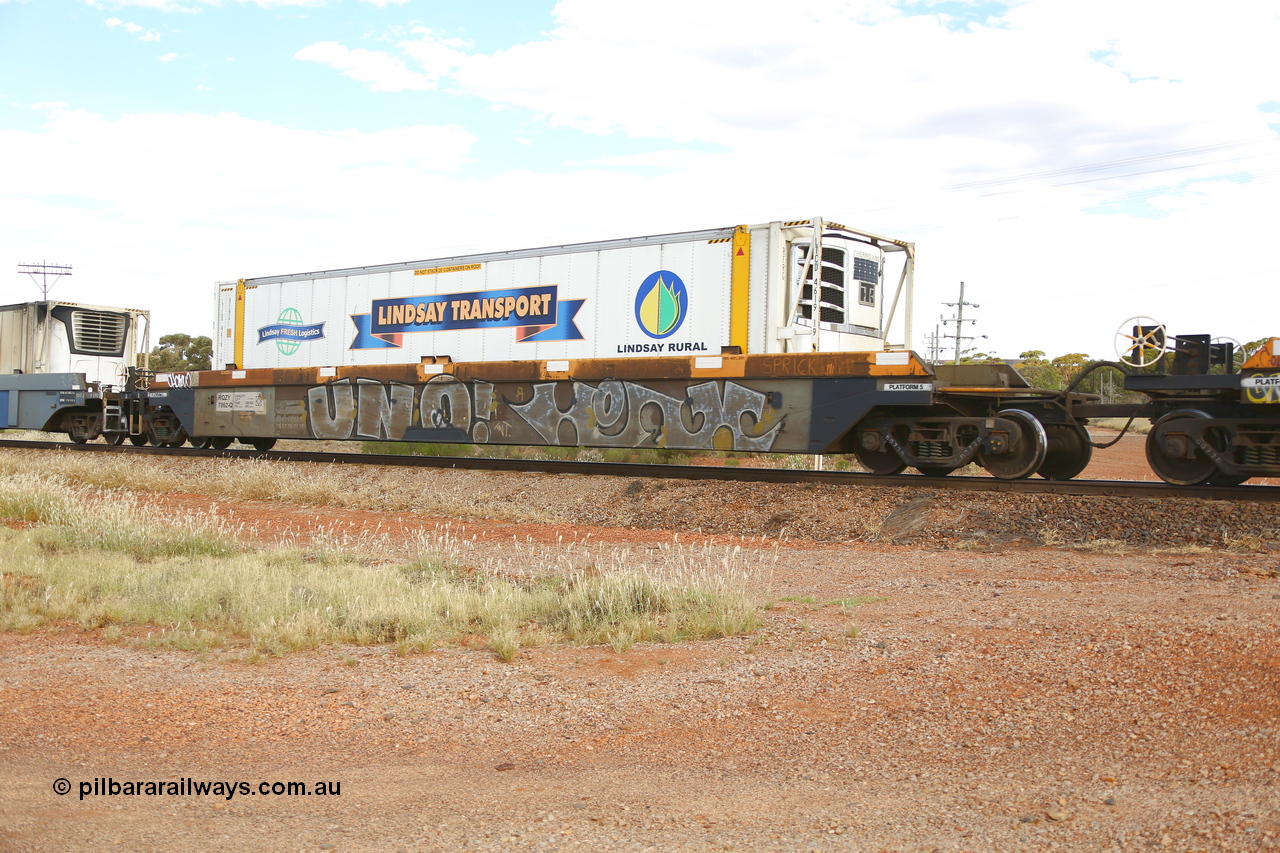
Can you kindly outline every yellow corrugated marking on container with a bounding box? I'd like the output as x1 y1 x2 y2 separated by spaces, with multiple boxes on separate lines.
730 225 750 353
233 279 246 370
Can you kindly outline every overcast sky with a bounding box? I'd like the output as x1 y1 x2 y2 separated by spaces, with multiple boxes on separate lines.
2 0 1277 361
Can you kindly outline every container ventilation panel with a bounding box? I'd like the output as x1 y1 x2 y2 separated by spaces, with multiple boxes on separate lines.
794 245 847 325
71 311 128 355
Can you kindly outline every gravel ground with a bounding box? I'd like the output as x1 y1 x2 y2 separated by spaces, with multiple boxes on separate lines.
0 445 1278 852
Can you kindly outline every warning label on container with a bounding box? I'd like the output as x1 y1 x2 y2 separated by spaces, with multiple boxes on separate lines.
413 263 482 276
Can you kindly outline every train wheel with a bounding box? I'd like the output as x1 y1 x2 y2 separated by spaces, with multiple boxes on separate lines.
1145 411 1217 486
978 409 1047 480
209 437 234 450
853 444 906 475
243 438 277 452
165 428 189 448
1037 423 1093 481
105 432 126 446
129 434 149 447
188 437 213 449
1209 472 1249 486
915 466 956 477
69 433 88 445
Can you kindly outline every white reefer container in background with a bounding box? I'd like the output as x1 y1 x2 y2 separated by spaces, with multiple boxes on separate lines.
215 219 914 370
0 301 150 385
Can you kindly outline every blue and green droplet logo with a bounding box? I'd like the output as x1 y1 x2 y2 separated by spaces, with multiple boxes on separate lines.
634 270 687 339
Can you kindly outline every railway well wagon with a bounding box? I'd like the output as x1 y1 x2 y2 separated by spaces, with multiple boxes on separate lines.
2 218 1276 487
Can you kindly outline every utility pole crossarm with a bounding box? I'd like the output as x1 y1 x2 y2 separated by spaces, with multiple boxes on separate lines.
18 261 73 300
940 281 983 364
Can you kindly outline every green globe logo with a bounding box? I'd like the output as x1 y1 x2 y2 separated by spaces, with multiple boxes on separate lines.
276 308 303 356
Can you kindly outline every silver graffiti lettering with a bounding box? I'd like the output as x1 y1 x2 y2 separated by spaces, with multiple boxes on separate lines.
419 376 473 431
721 382 779 451
356 379 414 440
626 385 687 447
508 380 783 450
592 380 628 435
505 383 564 445
306 379 356 440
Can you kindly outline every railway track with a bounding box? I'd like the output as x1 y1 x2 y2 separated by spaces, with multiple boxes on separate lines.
2 438 1277 502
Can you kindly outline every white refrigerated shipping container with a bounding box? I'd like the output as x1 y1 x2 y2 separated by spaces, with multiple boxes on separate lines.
0 301 149 385
215 219 914 370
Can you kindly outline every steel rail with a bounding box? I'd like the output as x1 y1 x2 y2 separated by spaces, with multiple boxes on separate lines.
1 439 1277 502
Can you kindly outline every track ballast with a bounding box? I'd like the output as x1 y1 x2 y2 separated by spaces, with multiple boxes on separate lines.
1 439 1276 503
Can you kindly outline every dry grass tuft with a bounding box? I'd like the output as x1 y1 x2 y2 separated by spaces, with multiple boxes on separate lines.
0 450 561 524
1088 417 1152 435
0 469 765 659
1075 538 1130 554
1223 534 1266 553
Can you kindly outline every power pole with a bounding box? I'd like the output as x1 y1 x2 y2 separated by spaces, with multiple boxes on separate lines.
18 261 72 299
17 262 73 374
941 281 983 364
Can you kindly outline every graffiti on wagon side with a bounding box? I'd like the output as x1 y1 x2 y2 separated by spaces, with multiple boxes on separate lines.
302 376 784 451
305 376 495 441
508 380 783 450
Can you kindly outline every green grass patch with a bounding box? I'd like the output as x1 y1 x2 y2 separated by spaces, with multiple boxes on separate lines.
361 441 477 458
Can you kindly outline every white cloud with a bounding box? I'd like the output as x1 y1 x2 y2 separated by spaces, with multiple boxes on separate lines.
398 28 469 82
88 0 324 9
344 0 1275 356
104 16 160 40
14 0 1280 357
397 0 1277 191
90 0 202 11
158 52 178 62
0 104 478 334
294 42 436 92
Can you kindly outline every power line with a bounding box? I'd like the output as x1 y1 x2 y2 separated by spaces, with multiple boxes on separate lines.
973 149 1280 198
829 135 1280 226
945 136 1280 193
